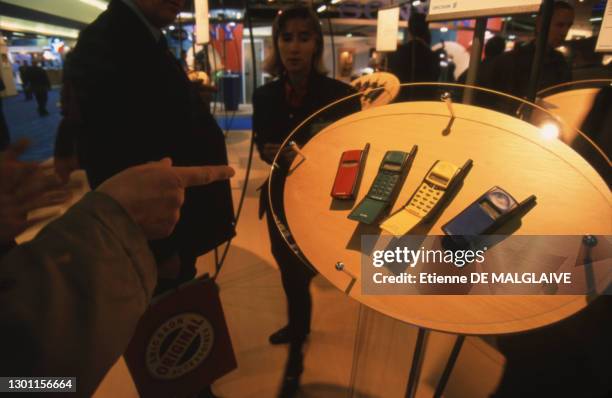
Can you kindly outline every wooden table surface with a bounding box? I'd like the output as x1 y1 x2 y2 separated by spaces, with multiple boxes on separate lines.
282 101 611 336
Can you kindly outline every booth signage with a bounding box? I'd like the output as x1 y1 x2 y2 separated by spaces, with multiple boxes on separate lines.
595 0 612 52
376 7 400 52
427 0 541 22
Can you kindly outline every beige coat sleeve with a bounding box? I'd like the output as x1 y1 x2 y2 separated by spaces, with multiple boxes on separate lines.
0 192 157 397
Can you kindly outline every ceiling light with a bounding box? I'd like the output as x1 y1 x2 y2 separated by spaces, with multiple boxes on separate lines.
440 26 448 33
317 5 327 13
412 0 421 5
79 0 108 11
0 16 79 39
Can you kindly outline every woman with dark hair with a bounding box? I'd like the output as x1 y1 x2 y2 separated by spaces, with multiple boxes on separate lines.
252 5 358 397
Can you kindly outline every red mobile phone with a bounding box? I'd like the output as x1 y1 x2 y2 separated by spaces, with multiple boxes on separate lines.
331 143 370 200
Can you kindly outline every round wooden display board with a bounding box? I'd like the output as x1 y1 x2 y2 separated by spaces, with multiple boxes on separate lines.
350 72 400 110
282 101 611 335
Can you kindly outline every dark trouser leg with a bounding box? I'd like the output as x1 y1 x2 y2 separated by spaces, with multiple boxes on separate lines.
266 208 315 343
35 90 48 115
278 256 313 342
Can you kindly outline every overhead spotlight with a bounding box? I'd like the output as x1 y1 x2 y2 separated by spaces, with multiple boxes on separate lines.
169 25 175 30
331 0 342 4
440 26 448 33
79 0 108 11
540 122 560 140
412 0 421 5
317 4 327 13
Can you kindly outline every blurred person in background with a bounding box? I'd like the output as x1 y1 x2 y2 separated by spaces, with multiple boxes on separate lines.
387 12 440 100
457 35 506 85
18 60 32 101
482 1 574 99
28 62 51 116
252 6 359 397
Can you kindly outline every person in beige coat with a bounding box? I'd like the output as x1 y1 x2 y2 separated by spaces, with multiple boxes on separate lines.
0 148 234 397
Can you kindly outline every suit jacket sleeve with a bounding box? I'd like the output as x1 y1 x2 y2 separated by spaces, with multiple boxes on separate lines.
0 192 157 397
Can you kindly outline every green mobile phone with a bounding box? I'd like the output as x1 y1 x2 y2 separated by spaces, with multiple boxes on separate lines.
348 146 418 225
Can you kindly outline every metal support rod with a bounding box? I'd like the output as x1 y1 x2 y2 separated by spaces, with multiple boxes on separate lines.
463 17 487 104
433 335 466 398
405 328 427 398
526 0 554 103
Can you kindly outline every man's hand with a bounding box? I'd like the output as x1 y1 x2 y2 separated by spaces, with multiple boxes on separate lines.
54 155 80 184
97 158 235 240
0 141 73 243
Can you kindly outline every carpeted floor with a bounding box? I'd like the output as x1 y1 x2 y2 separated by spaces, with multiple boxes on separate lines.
3 89 62 162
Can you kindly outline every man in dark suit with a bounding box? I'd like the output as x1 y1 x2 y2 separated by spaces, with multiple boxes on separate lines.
28 63 51 116
67 0 235 293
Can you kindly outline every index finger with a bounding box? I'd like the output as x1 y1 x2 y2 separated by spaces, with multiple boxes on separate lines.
173 165 235 188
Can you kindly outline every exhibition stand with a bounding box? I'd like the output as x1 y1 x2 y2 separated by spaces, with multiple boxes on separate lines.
267 83 611 397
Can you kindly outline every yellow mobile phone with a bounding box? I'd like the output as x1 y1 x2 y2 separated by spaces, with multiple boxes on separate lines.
380 159 473 236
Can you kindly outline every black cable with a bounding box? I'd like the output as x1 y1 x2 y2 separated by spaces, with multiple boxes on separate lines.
212 0 258 280
223 109 237 134
211 42 218 115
